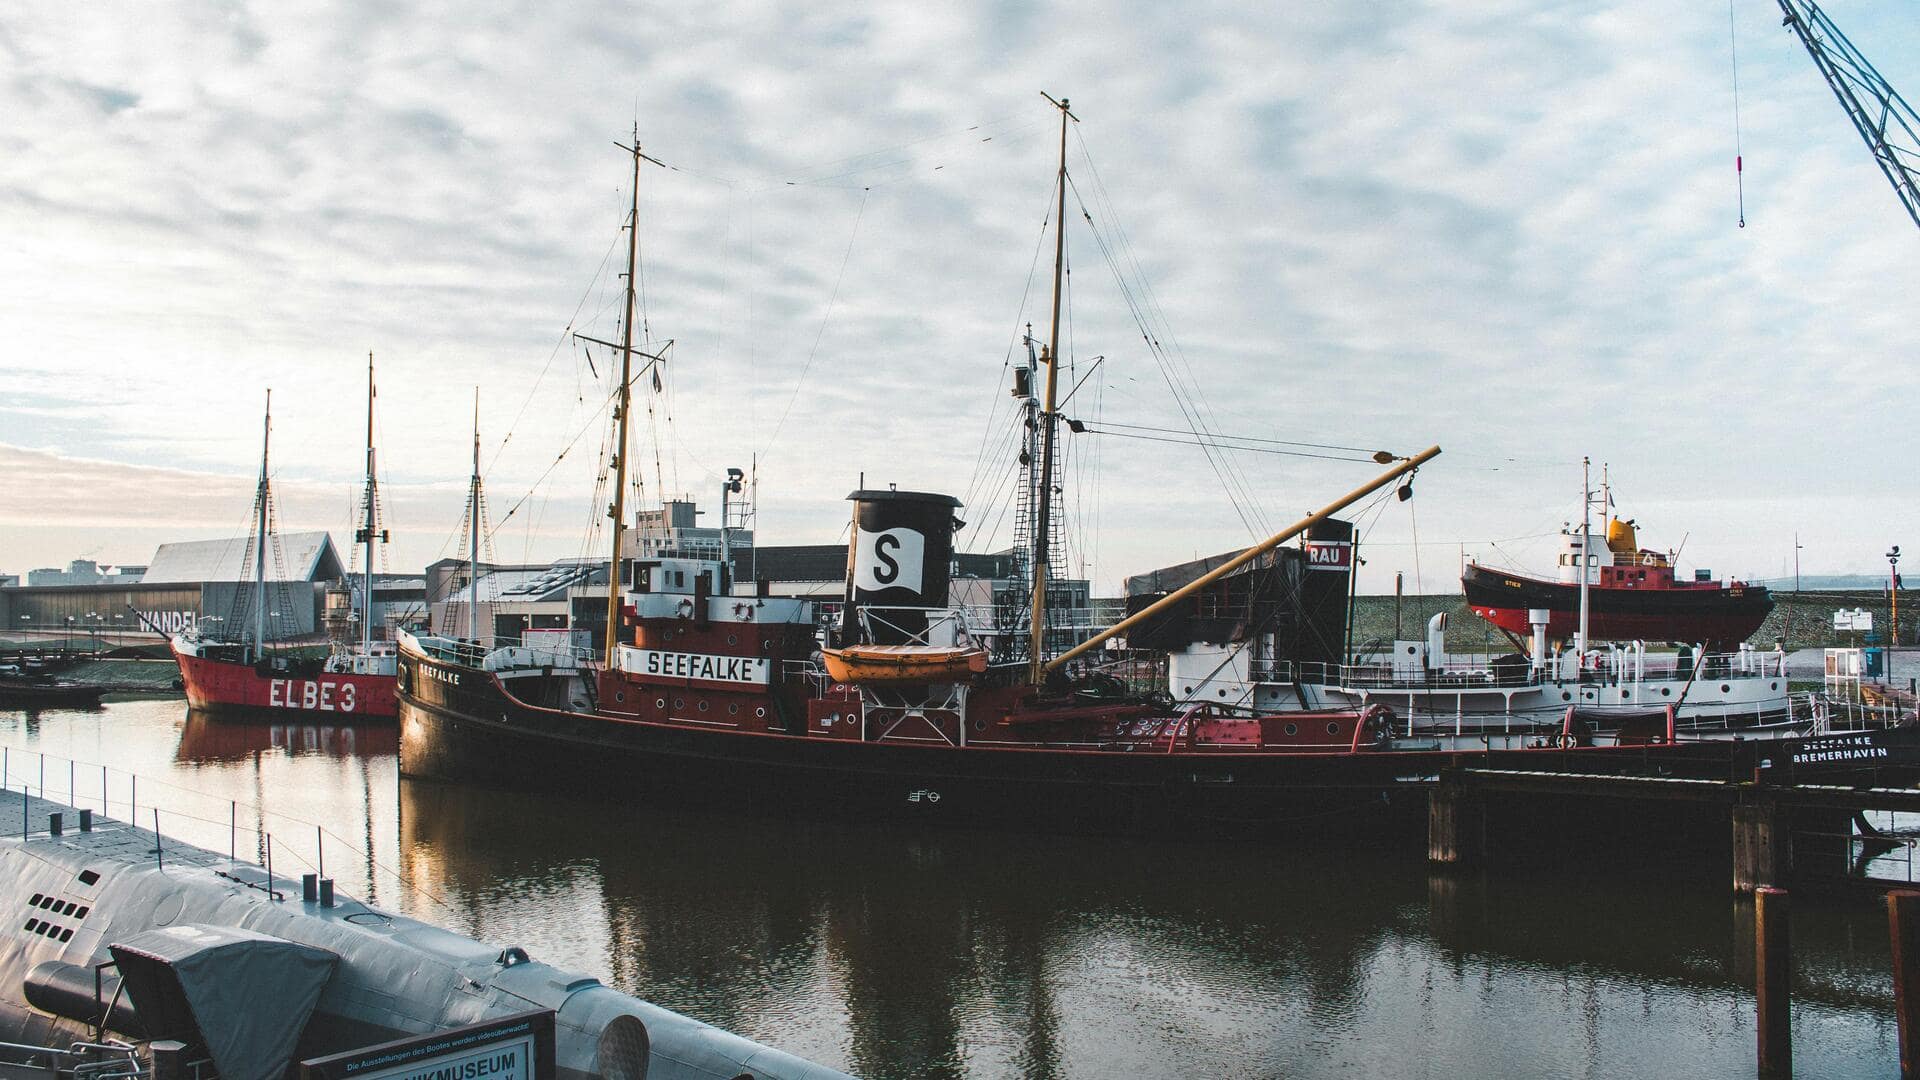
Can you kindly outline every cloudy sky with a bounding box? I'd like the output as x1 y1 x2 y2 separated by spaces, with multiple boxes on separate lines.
3 1 1917 594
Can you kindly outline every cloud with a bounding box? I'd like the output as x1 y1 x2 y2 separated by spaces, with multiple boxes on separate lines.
2 1 1917 592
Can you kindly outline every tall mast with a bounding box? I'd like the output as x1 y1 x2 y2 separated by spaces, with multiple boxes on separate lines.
468 389 481 643
253 390 272 656
605 130 643 667
1028 92 1076 685
361 352 378 655
1577 455 1591 663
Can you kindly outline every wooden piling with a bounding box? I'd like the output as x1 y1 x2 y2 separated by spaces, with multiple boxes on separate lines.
1733 796 1782 894
1428 774 1483 866
1755 886 1791 1079
1892 890 1920 1079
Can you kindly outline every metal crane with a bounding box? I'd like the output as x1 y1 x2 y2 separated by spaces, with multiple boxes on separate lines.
1776 0 1920 231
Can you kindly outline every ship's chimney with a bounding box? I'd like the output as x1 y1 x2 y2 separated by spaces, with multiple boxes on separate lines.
842 488 963 645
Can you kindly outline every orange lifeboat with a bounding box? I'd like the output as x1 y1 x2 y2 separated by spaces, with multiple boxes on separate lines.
821 644 989 684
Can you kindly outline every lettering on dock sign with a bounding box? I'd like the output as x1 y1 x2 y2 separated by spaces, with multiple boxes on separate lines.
301 1009 554 1080
619 646 771 685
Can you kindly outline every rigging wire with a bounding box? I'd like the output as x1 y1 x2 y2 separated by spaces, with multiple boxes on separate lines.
759 187 872 458
1071 426 1385 464
1065 172 1267 539
1082 420 1393 458
1070 131 1271 536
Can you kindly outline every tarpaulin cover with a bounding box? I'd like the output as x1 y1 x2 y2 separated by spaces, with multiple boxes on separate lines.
109 924 337 1080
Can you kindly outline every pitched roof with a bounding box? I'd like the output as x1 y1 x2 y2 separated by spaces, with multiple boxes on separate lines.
143 531 344 584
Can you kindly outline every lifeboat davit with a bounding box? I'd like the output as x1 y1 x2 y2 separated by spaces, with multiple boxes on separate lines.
821 644 990 684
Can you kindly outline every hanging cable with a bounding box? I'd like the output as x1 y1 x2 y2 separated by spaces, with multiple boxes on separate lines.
1730 0 1747 228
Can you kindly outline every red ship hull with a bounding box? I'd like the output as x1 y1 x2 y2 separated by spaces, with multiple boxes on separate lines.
172 643 397 719
1462 564 1773 648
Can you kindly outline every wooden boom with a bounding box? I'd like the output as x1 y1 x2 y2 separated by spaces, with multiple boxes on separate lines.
1043 444 1442 674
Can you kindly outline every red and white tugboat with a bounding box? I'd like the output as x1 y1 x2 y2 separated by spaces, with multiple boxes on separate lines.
172 374 398 719
1463 465 1772 650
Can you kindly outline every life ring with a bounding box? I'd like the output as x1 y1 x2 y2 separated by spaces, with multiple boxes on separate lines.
1555 732 1578 750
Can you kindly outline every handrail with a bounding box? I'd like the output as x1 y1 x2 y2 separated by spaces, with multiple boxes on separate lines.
0 745 455 916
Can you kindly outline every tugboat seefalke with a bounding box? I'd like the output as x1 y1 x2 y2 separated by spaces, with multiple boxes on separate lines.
396 107 1718 831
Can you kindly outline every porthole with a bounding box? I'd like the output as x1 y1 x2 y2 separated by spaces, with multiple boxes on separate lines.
728 703 740 715
1720 684 1731 694
1218 688 1228 698
1284 723 1298 736
1183 685 1194 694
972 717 986 731
1661 688 1671 697
1326 722 1339 735
698 700 710 712
1770 682 1779 691
727 634 738 646
1621 690 1630 699
615 691 625 702
1561 692 1572 702
656 698 666 709
755 706 767 718
674 698 685 710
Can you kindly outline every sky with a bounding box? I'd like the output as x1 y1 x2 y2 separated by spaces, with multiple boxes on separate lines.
3 1 1917 595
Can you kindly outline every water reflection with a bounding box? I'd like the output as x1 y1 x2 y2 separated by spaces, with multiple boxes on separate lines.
394 780 1899 1079
176 709 398 763
0 702 1901 1078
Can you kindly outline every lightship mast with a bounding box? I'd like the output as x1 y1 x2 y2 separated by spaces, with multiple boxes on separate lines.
253 390 272 658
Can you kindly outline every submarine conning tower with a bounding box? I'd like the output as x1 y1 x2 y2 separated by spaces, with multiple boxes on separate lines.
842 487 963 646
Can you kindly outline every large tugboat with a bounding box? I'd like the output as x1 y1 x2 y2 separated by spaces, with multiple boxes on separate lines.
395 110 1717 831
172 368 398 719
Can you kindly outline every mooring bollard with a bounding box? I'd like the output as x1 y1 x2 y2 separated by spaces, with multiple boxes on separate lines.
1756 886 1791 1078
1891 890 1920 1079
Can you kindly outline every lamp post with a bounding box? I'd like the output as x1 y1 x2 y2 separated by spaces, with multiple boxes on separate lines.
1890 545 1903 651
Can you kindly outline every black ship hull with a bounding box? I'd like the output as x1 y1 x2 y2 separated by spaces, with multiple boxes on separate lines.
396 646 1734 836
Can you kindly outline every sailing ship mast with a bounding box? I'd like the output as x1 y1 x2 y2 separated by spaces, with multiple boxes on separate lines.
604 134 643 668
252 390 272 658
1028 93 1077 685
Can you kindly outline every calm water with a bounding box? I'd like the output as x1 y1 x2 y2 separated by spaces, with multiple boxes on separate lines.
0 698 1901 1079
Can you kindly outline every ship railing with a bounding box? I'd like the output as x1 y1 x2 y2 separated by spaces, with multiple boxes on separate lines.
480 639 596 673
0 744 460 925
853 606 978 649
1253 659 1544 690
0 1038 152 1080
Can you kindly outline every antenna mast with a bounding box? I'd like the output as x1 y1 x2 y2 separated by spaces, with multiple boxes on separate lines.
468 390 481 644
1028 92 1077 685
359 353 383 654
253 390 272 657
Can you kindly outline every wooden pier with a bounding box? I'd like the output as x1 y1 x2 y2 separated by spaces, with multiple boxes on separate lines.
1428 728 1920 892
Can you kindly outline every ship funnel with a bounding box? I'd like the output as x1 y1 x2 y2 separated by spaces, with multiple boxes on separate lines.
842 488 962 644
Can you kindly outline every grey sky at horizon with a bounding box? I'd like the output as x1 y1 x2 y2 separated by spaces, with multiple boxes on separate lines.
3 2 1917 594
